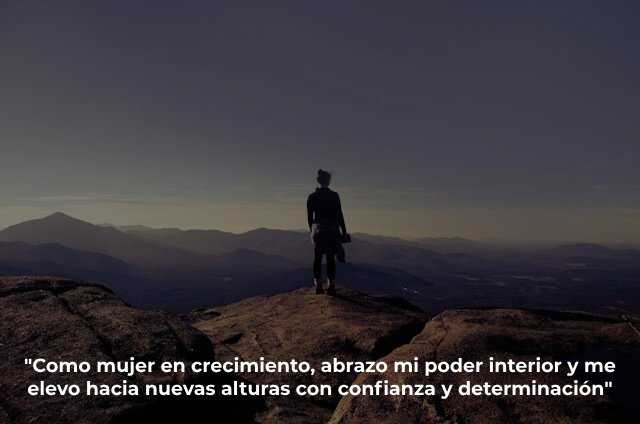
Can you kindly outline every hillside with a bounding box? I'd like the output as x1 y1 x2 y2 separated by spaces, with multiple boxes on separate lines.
0 276 259 423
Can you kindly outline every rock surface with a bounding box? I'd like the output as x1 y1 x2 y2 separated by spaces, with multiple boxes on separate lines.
192 287 428 423
3 276 637 424
329 308 640 424
0 276 256 424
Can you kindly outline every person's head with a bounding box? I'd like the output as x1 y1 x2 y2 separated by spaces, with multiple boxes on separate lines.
317 169 331 187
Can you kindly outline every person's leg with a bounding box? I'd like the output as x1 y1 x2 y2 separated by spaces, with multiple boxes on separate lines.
326 252 336 295
313 243 324 294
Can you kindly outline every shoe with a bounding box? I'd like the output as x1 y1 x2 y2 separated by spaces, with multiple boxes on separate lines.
326 281 336 296
314 279 324 295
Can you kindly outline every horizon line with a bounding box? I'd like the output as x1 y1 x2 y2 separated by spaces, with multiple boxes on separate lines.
1 211 638 247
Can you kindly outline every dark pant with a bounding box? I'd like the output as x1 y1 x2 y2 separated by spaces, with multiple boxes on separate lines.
314 244 336 281
313 226 338 281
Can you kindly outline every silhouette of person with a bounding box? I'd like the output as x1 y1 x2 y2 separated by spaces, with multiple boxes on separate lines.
307 169 348 295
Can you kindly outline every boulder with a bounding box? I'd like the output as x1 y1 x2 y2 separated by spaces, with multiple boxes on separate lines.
0 276 256 424
330 308 640 424
193 287 427 423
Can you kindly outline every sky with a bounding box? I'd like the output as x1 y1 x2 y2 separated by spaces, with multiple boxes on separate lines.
1 1 638 241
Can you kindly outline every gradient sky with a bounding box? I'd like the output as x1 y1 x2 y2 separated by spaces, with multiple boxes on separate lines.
1 1 638 241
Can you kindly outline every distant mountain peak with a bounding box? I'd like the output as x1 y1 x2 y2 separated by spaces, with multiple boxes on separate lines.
41 211 83 223
1 212 95 233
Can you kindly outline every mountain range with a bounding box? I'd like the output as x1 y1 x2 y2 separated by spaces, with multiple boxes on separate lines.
0 212 639 315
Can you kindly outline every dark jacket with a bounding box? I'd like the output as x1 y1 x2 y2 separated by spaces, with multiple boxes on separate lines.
307 187 348 262
306 187 347 234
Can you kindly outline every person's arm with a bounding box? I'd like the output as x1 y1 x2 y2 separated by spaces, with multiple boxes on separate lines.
307 194 314 232
337 193 347 235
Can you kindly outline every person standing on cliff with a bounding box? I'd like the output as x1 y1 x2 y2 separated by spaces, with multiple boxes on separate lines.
307 169 349 295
